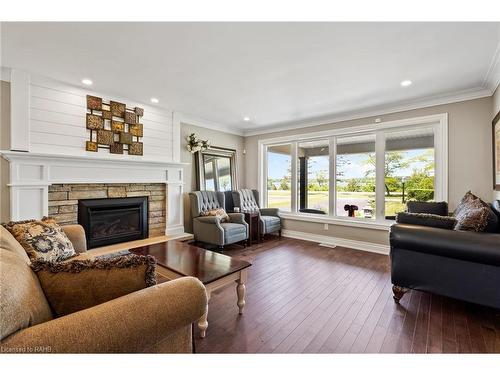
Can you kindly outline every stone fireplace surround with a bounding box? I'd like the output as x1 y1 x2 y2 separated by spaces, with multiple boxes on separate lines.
0 151 186 237
48 183 166 237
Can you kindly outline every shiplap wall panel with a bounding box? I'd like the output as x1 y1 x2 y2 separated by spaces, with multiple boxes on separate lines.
28 79 174 161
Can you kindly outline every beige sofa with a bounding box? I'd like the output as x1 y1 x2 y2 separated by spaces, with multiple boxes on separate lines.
0 225 207 353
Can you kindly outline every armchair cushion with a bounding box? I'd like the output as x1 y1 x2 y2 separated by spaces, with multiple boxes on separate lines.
220 222 247 243
3 218 76 262
260 215 281 234
31 255 156 317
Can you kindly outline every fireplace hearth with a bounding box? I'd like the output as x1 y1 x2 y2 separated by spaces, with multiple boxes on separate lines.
78 197 149 249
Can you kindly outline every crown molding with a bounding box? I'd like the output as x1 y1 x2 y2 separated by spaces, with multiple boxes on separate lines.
243 86 493 137
482 41 500 93
180 113 244 136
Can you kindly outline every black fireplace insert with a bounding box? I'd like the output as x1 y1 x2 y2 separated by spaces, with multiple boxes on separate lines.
78 197 149 249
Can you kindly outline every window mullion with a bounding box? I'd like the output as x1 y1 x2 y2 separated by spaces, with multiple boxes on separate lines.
290 141 298 213
375 132 386 221
329 136 336 217
262 145 268 207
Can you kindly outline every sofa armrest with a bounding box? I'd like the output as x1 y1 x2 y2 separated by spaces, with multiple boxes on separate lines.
1 277 207 353
260 208 279 217
390 224 500 266
62 224 87 254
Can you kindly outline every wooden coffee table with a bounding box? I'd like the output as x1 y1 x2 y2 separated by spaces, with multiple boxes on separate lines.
129 240 251 338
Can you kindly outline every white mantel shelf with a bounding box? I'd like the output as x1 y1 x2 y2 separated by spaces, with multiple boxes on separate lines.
0 150 189 167
1 150 186 235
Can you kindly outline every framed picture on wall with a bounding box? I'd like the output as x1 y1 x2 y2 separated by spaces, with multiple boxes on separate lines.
494 110 500 190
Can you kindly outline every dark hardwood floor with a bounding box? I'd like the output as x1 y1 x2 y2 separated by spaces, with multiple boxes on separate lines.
194 237 500 353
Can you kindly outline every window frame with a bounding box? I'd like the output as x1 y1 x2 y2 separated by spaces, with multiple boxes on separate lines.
258 113 448 230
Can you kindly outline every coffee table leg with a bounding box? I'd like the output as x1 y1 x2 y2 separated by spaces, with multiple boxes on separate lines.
236 269 248 314
198 290 211 338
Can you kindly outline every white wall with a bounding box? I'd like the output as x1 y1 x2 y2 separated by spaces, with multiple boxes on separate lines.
18 74 176 162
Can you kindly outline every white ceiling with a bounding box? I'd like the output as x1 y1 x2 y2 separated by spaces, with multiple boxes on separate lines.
1 22 499 135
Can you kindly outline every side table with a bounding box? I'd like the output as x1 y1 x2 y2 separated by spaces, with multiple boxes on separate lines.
242 211 261 246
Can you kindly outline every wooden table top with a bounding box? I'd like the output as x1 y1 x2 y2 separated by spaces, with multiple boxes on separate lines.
129 241 251 284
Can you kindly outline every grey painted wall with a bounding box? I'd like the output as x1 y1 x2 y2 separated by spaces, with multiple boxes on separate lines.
244 96 494 245
180 123 245 232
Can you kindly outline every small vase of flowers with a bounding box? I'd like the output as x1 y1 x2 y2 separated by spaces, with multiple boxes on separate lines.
186 133 210 153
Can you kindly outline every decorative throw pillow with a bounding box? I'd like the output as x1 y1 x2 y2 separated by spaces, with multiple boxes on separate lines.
454 206 492 232
200 208 230 222
31 255 156 317
3 217 76 262
453 191 498 232
396 212 456 230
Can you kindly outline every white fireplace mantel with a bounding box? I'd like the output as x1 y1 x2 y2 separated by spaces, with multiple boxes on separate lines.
0 150 188 235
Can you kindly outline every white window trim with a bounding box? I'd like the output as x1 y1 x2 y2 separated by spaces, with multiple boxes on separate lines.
258 113 448 230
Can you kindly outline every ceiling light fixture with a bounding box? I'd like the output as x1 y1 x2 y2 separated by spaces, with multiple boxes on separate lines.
243 117 250 122
400 80 412 87
150 98 159 104
81 78 93 85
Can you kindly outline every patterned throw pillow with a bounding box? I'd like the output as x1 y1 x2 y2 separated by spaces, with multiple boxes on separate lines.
453 191 498 232
200 208 230 222
454 206 492 232
3 217 76 262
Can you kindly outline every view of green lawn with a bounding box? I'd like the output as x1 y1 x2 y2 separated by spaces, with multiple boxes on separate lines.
268 190 407 218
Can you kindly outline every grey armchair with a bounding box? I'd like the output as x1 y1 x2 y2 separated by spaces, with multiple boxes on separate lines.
189 191 248 249
231 189 282 238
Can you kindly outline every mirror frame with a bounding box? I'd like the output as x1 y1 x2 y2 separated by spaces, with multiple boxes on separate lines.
195 146 239 191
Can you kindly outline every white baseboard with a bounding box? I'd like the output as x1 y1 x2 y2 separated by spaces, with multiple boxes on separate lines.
282 229 390 255
166 224 185 236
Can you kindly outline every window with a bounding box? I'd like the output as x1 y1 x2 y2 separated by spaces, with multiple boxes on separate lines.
259 113 447 227
384 128 435 217
336 134 376 219
267 144 292 211
298 140 329 214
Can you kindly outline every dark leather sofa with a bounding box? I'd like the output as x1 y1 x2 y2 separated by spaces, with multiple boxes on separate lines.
390 200 500 309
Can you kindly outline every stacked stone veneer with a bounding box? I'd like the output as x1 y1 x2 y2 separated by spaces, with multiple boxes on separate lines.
48 183 167 237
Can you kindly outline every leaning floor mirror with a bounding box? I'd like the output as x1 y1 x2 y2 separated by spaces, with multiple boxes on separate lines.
195 147 238 192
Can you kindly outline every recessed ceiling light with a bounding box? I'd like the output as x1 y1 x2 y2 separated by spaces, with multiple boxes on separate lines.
243 117 250 122
81 78 93 85
400 80 412 87
150 98 159 104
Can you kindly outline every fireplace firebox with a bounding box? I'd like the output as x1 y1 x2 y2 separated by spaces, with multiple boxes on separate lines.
78 197 149 249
